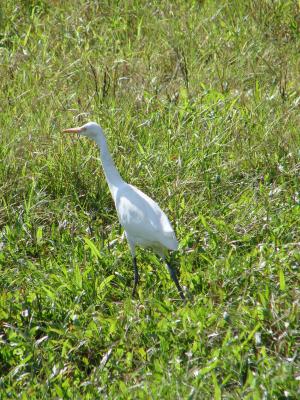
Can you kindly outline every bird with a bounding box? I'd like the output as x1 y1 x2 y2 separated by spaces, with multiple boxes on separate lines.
63 121 185 300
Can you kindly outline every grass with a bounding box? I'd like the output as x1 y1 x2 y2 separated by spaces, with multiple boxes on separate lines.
0 0 299 398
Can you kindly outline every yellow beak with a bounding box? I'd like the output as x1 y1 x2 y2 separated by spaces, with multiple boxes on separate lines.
63 127 84 134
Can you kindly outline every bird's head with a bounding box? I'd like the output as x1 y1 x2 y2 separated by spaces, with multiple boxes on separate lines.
63 121 103 140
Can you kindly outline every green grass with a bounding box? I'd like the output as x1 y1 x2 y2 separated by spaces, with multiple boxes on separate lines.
0 0 299 398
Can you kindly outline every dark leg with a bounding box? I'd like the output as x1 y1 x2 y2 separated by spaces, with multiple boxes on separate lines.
132 256 139 297
166 262 185 301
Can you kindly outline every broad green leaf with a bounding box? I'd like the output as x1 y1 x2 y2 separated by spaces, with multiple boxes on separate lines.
98 275 114 294
74 264 82 289
279 268 286 291
199 359 219 376
36 226 43 245
212 372 221 400
84 237 101 259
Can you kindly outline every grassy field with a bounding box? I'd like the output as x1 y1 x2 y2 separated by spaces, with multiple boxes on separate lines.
0 0 299 398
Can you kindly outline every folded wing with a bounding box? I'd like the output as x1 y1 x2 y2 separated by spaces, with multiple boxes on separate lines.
115 184 178 251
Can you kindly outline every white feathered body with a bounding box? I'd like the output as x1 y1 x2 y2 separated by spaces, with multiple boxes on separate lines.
114 183 178 255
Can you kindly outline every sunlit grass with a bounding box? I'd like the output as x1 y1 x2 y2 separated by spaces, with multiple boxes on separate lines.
0 0 299 398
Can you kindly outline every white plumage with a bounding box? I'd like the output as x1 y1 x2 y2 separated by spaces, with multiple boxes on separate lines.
116 184 178 252
63 122 185 300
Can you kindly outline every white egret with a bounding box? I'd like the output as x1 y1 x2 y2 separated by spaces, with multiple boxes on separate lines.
63 122 185 300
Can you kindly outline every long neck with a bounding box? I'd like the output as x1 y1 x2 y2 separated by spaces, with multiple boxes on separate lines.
95 133 124 198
